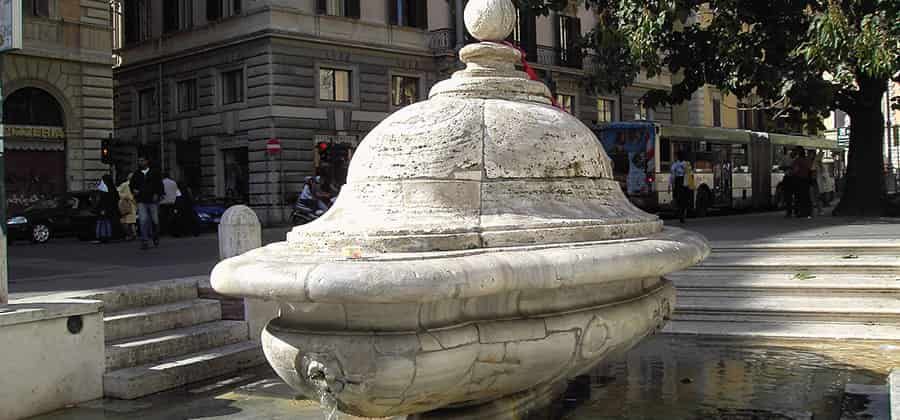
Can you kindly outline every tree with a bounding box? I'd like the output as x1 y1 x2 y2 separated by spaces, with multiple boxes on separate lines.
520 0 900 215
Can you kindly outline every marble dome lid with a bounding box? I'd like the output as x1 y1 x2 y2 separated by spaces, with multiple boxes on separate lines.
286 0 660 255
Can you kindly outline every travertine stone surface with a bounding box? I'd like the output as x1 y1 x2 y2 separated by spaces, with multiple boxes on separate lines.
211 0 709 416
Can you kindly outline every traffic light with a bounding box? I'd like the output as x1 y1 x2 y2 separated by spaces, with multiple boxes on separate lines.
101 139 111 164
317 142 330 162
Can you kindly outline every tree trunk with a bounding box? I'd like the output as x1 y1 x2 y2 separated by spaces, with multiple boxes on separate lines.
833 79 888 216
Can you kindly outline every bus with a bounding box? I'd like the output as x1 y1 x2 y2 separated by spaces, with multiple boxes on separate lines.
594 121 845 215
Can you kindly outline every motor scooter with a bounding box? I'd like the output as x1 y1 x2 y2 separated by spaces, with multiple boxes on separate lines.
290 200 325 226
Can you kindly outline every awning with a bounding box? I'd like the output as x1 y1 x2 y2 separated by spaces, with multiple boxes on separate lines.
4 137 66 152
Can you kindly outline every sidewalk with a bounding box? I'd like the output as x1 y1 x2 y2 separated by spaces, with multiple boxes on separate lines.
670 209 900 243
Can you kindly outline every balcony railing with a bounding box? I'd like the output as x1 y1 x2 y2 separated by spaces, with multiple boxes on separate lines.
536 45 556 66
429 28 455 55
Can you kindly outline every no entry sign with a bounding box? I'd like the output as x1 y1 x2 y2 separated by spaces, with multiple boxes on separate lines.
266 138 281 155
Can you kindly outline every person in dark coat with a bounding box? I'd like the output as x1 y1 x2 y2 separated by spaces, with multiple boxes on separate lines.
94 174 120 244
130 155 165 249
171 183 199 237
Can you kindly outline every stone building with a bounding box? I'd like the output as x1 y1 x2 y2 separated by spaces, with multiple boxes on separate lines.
2 0 114 213
111 0 672 223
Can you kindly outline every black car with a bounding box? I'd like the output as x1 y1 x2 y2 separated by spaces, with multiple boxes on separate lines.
6 191 120 243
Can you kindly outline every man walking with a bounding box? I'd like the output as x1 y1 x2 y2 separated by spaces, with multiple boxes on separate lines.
160 172 180 235
130 156 164 250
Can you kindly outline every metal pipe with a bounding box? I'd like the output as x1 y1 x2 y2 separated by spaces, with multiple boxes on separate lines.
158 62 165 173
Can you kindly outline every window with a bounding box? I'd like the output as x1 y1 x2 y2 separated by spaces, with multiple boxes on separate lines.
556 94 575 114
221 69 244 105
834 110 847 129
164 0 193 33
23 0 50 18
207 0 242 21
390 0 427 29
507 5 537 61
177 79 198 112
556 15 582 68
597 99 614 123
319 68 352 102
635 100 653 120
316 0 360 19
712 98 722 127
392 76 419 107
138 88 156 120
124 0 152 44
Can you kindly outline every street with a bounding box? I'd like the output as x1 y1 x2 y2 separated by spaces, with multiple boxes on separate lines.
7 227 290 300
8 211 900 300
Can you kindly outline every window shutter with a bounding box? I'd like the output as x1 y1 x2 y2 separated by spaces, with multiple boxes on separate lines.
415 0 428 29
34 0 50 17
553 15 562 66
124 2 140 44
163 0 179 33
521 10 537 61
316 0 326 14
346 0 361 19
567 17 582 68
388 0 398 25
207 0 221 20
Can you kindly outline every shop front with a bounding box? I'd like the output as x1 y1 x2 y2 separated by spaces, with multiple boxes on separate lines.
2 87 67 214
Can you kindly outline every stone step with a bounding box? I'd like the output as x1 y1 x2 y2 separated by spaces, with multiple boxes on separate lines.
675 295 900 324
11 277 200 314
103 341 266 400
664 320 900 341
710 239 900 255
197 275 245 321
668 271 900 294
691 253 900 273
105 299 222 342
105 320 250 371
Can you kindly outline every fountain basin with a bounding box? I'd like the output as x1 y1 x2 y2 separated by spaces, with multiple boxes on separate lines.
212 228 707 416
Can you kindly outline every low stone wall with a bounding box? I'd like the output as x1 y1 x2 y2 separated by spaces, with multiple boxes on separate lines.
0 299 105 420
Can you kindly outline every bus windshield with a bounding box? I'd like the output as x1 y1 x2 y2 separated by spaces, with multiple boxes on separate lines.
596 123 655 195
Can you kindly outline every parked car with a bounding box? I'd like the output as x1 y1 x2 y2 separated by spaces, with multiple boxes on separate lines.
6 191 122 243
192 196 229 228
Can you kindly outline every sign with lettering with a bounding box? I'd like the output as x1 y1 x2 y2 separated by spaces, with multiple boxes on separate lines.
0 0 22 52
3 125 66 139
314 134 359 147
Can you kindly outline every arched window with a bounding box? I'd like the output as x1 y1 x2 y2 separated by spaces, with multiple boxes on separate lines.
2 87 64 127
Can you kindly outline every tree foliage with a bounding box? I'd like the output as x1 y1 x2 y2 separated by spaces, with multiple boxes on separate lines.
520 0 899 132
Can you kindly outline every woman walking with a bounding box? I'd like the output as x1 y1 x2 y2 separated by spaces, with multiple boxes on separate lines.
118 175 137 241
670 151 693 223
94 175 120 244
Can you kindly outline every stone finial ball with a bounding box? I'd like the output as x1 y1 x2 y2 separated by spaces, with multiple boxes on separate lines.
464 0 517 41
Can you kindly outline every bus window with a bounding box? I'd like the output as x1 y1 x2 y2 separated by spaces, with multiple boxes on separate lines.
596 124 655 195
732 144 748 172
660 138 671 169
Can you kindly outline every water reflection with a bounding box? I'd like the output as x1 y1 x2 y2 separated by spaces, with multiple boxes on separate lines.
551 335 892 420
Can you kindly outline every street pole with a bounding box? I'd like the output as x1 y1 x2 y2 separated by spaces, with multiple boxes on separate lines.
1 56 7 304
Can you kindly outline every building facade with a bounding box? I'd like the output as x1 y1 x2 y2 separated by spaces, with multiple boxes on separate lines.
112 0 674 224
2 0 114 213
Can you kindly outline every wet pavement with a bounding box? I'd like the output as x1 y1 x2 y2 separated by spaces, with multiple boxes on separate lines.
33 334 897 420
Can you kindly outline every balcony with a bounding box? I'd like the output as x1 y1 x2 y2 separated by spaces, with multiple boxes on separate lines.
428 28 455 55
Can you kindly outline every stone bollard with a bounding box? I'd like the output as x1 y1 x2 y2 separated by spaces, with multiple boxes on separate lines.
218 205 278 341
1 229 7 305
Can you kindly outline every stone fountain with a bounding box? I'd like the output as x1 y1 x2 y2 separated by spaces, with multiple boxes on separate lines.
211 0 709 417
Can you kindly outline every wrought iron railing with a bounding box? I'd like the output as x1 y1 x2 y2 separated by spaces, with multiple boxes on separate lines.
428 28 455 55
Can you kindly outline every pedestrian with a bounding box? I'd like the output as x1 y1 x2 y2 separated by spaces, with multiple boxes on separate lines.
93 175 120 244
815 151 835 207
117 174 137 241
780 149 797 217
670 151 692 223
160 172 180 235
130 155 164 250
791 147 813 218
171 183 199 237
